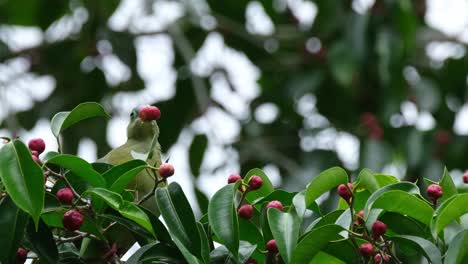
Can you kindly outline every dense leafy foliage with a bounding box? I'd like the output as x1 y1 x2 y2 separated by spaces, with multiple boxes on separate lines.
1 103 468 263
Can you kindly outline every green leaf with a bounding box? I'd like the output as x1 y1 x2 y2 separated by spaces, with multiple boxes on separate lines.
198 222 210 264
305 210 344 233
365 190 433 226
84 188 122 210
439 167 458 204
156 182 202 259
363 182 420 219
0 140 44 227
126 242 184 264
291 224 345 264
50 102 110 137
110 165 149 194
139 206 172 243
253 190 296 209
26 218 59 264
268 208 301 263
100 214 153 240
445 230 468 264
0 197 28 264
293 191 306 218
391 235 442 264
172 237 204 264
310 251 346 264
244 168 275 204
189 134 208 177
102 159 147 187
431 194 468 238
305 167 348 207
119 201 155 237
210 241 256 264
46 154 106 188
355 168 399 193
239 218 264 249
208 183 239 258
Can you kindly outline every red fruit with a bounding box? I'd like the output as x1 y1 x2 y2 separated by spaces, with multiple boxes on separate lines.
139 106 161 121
228 174 242 184
360 112 377 128
356 210 365 225
62 210 84 231
463 173 468 184
360 243 374 256
32 155 40 164
159 163 175 178
16 248 28 264
238 204 253 219
427 184 443 201
245 258 258 264
435 130 451 145
57 188 74 204
248 176 263 190
28 138 45 154
372 221 387 238
374 253 390 263
337 184 352 202
266 239 278 253
266 200 284 211
369 126 383 140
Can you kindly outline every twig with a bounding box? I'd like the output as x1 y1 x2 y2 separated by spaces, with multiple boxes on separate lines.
137 178 166 205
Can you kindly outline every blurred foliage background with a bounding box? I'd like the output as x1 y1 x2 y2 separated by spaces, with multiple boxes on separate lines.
1 0 468 211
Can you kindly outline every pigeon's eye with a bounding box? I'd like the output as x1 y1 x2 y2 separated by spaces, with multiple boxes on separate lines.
130 112 136 118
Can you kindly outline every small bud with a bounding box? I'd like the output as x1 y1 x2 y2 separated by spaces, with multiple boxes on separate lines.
360 243 374 256
32 155 40 164
28 138 46 154
57 188 74 205
266 200 284 211
228 174 242 184
374 253 390 263
62 209 84 231
463 173 468 184
248 176 263 190
266 240 278 253
139 106 161 121
371 221 387 238
159 163 175 178
356 210 365 225
238 204 253 220
427 184 443 201
337 184 352 202
16 248 28 264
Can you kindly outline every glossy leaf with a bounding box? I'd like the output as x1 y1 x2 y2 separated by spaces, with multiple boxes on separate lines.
0 140 44 227
46 154 106 188
291 224 345 264
208 183 239 258
119 201 155 237
210 241 256 264
50 102 110 137
268 208 301 263
439 167 457 204
84 188 122 210
305 167 348 207
126 242 184 264
139 206 172 243
102 159 147 187
156 182 202 259
363 182 420 218
431 194 468 238
26 218 59 264
392 235 442 264
0 197 28 264
101 214 153 239
445 230 468 264
366 190 433 225
110 165 149 194
310 251 346 264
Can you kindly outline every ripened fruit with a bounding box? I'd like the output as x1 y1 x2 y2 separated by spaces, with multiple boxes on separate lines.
16 248 28 264
427 184 443 201
337 183 353 202
28 138 46 154
238 204 253 219
248 176 263 190
266 200 284 211
266 240 278 253
159 163 175 178
360 243 374 256
463 172 468 184
139 106 161 121
372 221 387 238
228 174 242 184
57 188 74 204
62 210 84 231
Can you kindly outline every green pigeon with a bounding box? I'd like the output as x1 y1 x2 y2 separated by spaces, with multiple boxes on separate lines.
98 107 163 211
